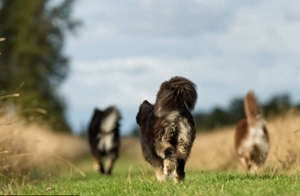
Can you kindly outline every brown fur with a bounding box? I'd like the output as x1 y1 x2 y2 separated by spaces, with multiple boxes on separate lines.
136 76 197 183
244 91 263 126
234 91 269 172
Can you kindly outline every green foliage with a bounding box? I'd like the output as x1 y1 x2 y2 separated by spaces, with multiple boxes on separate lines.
194 93 298 131
263 94 291 118
0 0 80 132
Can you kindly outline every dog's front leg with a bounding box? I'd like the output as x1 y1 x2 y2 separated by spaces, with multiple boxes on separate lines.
154 166 168 182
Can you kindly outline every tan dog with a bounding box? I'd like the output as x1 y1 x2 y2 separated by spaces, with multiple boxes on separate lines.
234 91 269 172
136 76 197 183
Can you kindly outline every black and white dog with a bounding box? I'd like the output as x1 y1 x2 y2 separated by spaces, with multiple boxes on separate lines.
136 76 197 183
88 106 121 175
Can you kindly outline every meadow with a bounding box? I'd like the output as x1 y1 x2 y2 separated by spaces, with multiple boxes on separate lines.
1 109 300 195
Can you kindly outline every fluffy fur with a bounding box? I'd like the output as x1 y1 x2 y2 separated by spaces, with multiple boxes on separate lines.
136 76 197 183
88 106 121 175
234 91 269 172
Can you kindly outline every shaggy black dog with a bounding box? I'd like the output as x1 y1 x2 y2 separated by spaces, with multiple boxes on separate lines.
88 106 121 175
136 76 197 183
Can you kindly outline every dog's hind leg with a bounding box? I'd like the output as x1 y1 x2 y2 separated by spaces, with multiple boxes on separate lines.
94 158 105 174
163 147 176 176
150 155 167 182
106 155 117 175
154 165 168 182
239 152 251 172
173 158 185 183
160 123 177 176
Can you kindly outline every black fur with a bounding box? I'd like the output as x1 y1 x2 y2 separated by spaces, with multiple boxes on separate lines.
136 76 197 183
88 106 121 175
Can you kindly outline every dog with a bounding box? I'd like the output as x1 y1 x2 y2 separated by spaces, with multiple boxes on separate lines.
136 76 197 183
88 106 121 175
234 91 269 172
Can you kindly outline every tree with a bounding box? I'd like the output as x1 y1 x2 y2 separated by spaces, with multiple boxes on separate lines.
0 0 80 132
202 107 230 129
227 98 245 123
263 94 291 118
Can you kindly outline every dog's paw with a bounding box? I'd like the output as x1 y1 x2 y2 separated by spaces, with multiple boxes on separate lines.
93 164 100 172
173 169 185 183
163 159 175 175
156 175 168 182
155 168 168 182
174 177 184 184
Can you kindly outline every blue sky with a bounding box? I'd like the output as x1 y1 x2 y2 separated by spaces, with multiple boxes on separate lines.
61 0 300 135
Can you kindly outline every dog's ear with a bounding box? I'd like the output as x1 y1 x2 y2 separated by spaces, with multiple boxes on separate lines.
88 108 103 134
140 100 154 115
136 100 153 125
91 108 103 123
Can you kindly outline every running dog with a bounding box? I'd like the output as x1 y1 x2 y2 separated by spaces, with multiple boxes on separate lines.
88 106 121 175
136 76 197 183
234 91 269 172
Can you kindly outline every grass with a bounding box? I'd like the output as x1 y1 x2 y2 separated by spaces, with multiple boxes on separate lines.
1 154 300 196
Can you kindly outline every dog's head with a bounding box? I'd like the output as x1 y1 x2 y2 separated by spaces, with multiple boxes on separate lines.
88 108 103 136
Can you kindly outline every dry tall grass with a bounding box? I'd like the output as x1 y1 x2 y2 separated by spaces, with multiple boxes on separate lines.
0 114 89 177
122 109 300 173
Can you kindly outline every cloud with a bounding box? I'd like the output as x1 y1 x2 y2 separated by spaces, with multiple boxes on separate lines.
209 1 300 55
62 0 300 135
73 0 233 37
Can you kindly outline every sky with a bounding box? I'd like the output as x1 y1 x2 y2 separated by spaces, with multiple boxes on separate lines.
61 0 300 136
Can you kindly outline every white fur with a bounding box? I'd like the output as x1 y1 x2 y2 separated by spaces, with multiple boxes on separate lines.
176 118 192 159
97 133 114 152
97 109 119 152
100 109 119 133
238 126 269 156
178 118 191 145
166 111 180 121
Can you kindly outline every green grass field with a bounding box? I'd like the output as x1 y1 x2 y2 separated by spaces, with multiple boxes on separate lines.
1 154 300 196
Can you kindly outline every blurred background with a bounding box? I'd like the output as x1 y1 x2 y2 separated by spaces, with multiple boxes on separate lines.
1 0 300 136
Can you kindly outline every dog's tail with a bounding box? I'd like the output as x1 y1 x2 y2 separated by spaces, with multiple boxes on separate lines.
154 76 197 117
244 91 264 126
